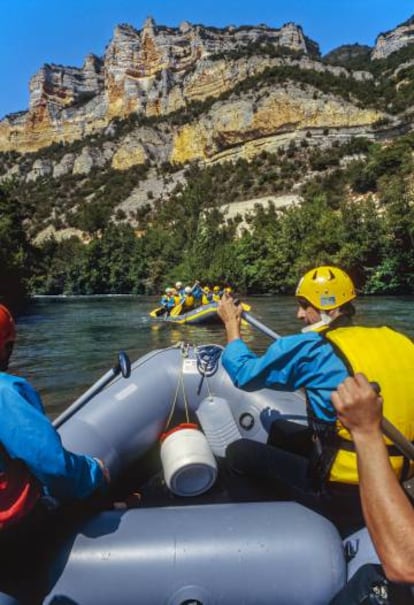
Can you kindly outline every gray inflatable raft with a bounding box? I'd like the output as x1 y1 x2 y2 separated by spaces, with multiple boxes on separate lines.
0 344 374 604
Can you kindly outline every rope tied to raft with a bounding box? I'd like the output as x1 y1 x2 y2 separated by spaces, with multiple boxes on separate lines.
163 343 224 429
196 345 223 377
164 344 193 430
195 344 223 395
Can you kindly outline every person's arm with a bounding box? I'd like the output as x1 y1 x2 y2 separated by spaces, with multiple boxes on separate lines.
0 376 108 501
217 294 242 342
331 373 414 583
218 308 346 422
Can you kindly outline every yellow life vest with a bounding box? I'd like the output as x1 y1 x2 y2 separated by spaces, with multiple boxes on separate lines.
323 326 414 484
183 295 195 309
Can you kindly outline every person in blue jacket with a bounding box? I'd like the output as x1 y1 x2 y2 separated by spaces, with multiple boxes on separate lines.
0 304 110 601
217 265 363 535
160 287 176 314
0 304 109 528
191 281 204 307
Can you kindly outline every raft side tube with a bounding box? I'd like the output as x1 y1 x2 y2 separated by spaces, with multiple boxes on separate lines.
164 302 220 325
169 347 308 442
58 348 185 478
45 502 346 605
0 594 20 605
58 346 308 479
344 527 380 579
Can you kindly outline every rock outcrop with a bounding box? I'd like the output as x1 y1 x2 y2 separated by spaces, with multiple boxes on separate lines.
0 14 410 251
0 78 384 185
372 16 414 60
169 83 383 165
0 14 409 171
29 54 104 110
0 18 324 153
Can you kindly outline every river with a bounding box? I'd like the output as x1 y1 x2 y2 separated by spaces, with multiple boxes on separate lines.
9 295 414 417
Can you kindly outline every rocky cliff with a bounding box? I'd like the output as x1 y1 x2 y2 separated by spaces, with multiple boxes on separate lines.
0 15 413 185
372 16 414 60
1 15 413 157
0 18 319 153
0 75 384 182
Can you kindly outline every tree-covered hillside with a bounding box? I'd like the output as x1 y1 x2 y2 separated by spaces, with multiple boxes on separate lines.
1 133 413 306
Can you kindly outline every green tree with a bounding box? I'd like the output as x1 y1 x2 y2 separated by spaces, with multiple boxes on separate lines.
0 187 32 309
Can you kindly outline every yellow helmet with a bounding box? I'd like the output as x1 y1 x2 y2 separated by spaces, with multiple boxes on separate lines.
213 286 220 292
295 266 356 311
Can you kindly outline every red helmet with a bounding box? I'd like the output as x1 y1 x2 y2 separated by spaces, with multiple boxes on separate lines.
0 305 16 348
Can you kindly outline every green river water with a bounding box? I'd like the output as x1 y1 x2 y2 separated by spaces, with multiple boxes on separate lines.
9 295 414 416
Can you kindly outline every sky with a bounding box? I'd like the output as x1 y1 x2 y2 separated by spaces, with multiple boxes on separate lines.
0 0 412 119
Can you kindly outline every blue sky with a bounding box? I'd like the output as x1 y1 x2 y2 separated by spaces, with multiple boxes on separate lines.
1 0 412 119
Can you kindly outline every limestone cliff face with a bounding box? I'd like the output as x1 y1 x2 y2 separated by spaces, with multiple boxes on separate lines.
29 54 104 110
0 54 105 153
169 85 383 164
372 17 414 60
0 15 407 159
5 80 382 179
111 127 171 170
0 18 317 153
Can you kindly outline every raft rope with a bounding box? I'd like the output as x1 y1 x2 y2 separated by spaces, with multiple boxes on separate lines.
195 344 224 396
164 343 192 430
163 343 224 430
196 344 223 377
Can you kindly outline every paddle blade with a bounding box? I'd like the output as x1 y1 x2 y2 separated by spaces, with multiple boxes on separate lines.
169 304 183 317
150 307 166 318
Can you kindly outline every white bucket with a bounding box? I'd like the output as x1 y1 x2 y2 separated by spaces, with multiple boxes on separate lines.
160 423 217 497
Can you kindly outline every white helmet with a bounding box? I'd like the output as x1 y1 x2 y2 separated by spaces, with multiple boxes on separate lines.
184 286 192 294
175 281 183 289
165 287 173 294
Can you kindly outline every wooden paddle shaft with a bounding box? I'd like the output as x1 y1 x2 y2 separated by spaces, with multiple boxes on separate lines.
382 418 414 460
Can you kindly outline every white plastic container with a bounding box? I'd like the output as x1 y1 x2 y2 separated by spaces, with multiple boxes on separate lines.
160 423 217 496
196 396 242 457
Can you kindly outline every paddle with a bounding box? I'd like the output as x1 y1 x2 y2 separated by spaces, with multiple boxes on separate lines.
239 307 414 462
369 382 414 460
53 351 131 429
150 306 167 318
382 419 414 460
234 302 281 340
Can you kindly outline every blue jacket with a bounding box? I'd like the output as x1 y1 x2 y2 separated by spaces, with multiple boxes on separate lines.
0 373 105 502
192 285 203 301
160 295 175 310
221 333 349 422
